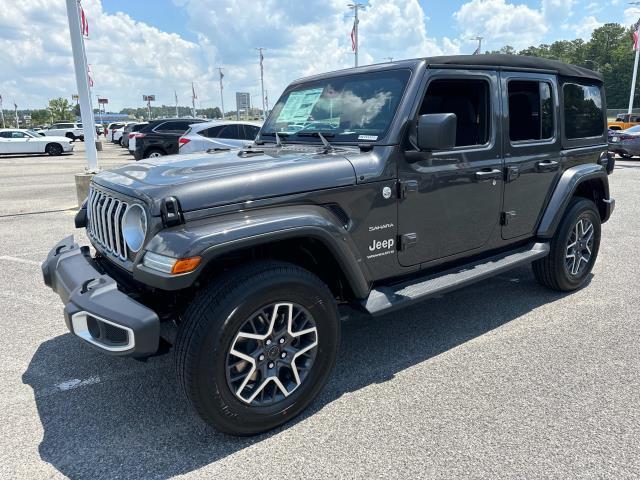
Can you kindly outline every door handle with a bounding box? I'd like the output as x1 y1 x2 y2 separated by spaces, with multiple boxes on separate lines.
536 160 559 172
475 168 502 181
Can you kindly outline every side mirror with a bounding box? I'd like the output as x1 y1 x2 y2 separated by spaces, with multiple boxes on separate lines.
416 113 457 151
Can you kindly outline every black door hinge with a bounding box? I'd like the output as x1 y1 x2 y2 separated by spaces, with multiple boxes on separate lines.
399 233 418 250
501 211 517 226
506 166 520 182
397 180 419 199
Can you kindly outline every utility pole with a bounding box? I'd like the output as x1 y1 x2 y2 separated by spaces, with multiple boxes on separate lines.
383 57 393 62
191 83 197 118
256 48 266 120
65 0 98 171
218 67 225 119
265 90 269 115
175 90 179 117
348 3 364 67
0 95 5 128
13 100 19 128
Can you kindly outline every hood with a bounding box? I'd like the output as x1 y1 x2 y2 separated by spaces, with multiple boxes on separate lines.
92 148 357 214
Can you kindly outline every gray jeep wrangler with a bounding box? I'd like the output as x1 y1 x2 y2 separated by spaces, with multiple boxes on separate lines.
43 55 615 435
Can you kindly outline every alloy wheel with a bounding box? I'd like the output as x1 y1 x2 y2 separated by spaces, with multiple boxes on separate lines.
565 217 594 277
225 302 318 407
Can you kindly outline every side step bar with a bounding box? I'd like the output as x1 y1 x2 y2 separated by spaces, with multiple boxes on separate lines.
362 242 550 315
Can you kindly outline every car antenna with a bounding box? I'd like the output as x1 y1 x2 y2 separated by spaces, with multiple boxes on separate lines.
318 132 334 153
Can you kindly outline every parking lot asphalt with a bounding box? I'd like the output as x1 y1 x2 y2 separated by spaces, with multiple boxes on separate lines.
1 142 639 479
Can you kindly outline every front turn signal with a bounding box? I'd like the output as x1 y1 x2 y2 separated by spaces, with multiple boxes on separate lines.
171 256 201 274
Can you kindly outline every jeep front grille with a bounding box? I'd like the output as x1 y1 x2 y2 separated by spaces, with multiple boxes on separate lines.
86 186 130 260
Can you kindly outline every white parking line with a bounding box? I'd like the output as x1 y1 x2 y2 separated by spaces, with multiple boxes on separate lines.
0 255 40 266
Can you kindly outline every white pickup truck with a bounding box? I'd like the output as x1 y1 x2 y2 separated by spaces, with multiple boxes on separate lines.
44 122 84 141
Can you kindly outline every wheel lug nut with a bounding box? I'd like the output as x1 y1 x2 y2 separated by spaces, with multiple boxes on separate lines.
266 339 272 346
259 354 265 361
281 352 286 358
268 362 274 369
279 338 285 344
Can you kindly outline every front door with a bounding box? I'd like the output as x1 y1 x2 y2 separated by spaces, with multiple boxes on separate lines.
500 72 561 239
398 70 503 267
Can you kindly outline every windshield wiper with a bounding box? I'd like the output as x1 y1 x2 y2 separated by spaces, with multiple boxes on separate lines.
259 131 291 147
295 131 335 152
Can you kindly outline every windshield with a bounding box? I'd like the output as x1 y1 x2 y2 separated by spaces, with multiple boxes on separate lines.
25 130 40 137
261 69 411 143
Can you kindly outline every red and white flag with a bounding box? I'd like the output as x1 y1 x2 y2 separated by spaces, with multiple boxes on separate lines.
350 19 358 52
633 18 640 51
80 1 89 37
87 65 94 87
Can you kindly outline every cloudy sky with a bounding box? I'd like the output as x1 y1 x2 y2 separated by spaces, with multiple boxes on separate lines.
0 0 638 111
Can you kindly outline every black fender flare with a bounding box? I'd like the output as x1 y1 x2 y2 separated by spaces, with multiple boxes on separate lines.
135 205 371 298
537 163 611 239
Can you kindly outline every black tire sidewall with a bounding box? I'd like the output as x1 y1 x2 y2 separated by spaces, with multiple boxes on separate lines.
185 267 339 435
550 198 601 290
47 144 62 156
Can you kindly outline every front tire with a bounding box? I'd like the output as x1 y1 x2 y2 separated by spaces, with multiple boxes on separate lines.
45 143 63 156
175 261 340 436
533 197 601 291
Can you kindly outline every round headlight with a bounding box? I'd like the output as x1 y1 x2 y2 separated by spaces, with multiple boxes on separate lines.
122 204 147 253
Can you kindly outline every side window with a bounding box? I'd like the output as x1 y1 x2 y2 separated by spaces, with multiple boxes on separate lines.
243 125 260 140
0 131 13 138
218 125 242 139
200 126 224 138
508 80 554 142
563 83 604 139
11 131 27 138
155 121 190 133
419 78 490 147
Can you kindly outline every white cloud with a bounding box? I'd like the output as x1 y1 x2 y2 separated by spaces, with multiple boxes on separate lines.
567 15 604 40
454 0 578 51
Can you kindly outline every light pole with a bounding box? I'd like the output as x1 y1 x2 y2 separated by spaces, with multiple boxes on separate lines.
471 36 483 55
218 67 225 119
628 4 640 114
256 48 266 120
65 0 98 172
383 57 393 62
348 3 365 67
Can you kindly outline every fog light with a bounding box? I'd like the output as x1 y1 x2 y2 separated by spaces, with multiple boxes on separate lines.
143 252 201 274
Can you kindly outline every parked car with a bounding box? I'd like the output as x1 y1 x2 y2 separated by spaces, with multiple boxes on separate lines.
608 113 640 131
608 125 640 158
178 121 262 153
121 122 142 149
105 122 127 141
112 122 136 145
0 128 73 155
133 118 206 159
43 55 615 436
44 122 84 141
127 122 148 154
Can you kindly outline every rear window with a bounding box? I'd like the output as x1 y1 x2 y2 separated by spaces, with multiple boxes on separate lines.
155 121 191 133
199 126 224 138
563 83 604 139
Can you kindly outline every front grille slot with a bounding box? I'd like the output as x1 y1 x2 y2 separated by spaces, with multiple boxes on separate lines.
87 186 130 260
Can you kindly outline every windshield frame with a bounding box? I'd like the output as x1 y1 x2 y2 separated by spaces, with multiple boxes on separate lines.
258 67 413 146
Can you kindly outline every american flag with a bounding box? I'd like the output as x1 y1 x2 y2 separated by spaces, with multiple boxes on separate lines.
87 65 94 87
80 1 89 37
351 18 358 52
634 18 640 51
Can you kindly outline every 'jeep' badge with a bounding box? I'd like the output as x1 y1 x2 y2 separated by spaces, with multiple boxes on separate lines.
382 186 392 199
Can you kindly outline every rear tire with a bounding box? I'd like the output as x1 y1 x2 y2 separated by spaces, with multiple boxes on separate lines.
45 143 63 156
145 148 165 158
533 197 601 291
175 261 340 436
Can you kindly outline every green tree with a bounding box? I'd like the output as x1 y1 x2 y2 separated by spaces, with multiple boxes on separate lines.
48 97 74 122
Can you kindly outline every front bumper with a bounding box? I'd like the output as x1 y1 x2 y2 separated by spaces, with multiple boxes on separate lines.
42 236 160 357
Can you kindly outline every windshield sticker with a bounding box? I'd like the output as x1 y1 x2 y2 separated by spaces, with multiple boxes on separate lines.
358 134 378 141
276 88 324 124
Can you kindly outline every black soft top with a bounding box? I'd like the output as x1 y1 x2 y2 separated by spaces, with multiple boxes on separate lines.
424 54 602 82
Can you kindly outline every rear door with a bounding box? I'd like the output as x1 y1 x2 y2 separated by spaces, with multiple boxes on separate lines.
500 72 561 239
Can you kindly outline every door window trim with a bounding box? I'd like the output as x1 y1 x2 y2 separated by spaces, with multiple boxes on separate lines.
506 77 557 148
410 72 496 155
